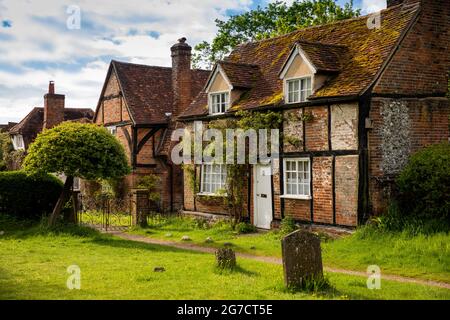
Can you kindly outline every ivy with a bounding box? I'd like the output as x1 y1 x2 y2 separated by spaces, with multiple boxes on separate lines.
205 110 282 226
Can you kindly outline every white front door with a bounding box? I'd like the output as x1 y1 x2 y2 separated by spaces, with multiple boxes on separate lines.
254 164 273 229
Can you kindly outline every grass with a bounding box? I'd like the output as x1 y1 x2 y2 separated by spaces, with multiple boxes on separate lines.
128 216 450 283
0 216 449 300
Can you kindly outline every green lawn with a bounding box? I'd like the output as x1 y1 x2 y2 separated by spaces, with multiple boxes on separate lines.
0 217 449 300
128 216 450 283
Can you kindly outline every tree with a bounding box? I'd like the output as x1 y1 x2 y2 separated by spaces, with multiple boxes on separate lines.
23 122 130 226
193 0 360 69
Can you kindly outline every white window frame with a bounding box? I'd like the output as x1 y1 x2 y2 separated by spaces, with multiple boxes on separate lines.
281 158 311 200
208 91 230 115
285 76 313 104
199 163 227 196
107 125 117 135
11 134 24 150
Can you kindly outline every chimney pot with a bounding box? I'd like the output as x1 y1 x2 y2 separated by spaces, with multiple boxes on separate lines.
49 81 55 94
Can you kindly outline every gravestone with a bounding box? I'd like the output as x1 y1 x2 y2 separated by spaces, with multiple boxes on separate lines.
281 229 323 288
215 248 236 269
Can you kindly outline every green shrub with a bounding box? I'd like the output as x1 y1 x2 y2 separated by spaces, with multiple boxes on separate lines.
0 171 63 220
370 201 448 235
234 222 256 234
396 143 450 224
280 216 298 235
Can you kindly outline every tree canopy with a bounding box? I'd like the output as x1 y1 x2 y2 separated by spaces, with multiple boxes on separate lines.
23 122 130 225
193 0 360 69
23 122 130 180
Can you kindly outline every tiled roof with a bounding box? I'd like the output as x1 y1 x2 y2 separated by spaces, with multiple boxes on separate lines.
216 61 261 89
180 3 420 119
294 41 348 73
111 60 210 125
9 107 94 135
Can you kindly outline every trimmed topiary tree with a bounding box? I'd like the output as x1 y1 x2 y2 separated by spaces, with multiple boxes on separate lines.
396 142 450 222
23 122 130 226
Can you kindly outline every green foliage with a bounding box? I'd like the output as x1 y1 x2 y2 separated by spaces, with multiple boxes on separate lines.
205 111 282 225
23 122 130 180
193 0 360 68
369 202 449 235
280 216 298 235
286 275 332 293
234 222 257 234
284 135 302 148
396 143 450 224
0 171 63 219
235 110 283 131
0 133 24 171
0 132 13 171
137 174 161 203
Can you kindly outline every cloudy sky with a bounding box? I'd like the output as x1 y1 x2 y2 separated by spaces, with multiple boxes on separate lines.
0 0 386 123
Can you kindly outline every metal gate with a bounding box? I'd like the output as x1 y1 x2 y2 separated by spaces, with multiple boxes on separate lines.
77 194 131 231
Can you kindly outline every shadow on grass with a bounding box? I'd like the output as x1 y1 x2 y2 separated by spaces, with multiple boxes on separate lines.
213 265 260 277
0 266 69 300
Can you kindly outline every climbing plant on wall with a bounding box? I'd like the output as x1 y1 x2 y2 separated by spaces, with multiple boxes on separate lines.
205 110 283 226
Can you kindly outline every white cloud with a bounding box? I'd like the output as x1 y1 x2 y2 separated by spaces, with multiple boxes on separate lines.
0 0 253 122
361 0 386 14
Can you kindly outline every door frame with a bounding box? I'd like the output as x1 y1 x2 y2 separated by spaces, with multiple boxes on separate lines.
253 164 273 229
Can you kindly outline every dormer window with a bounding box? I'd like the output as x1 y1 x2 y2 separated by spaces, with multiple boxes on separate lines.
209 92 229 115
286 77 312 103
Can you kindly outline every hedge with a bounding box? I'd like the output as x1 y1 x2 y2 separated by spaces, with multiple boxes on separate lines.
397 142 450 222
0 171 63 219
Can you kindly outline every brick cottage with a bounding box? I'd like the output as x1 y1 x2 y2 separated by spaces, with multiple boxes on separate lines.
93 38 210 212
9 81 93 151
178 0 450 228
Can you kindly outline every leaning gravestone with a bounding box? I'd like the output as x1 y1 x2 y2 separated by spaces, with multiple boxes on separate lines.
281 229 323 288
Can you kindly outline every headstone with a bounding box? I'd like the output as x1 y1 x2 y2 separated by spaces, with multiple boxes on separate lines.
215 248 236 269
154 267 165 272
281 229 323 288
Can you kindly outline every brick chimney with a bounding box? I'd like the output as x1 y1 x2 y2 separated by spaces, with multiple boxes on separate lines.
171 37 192 117
44 81 65 129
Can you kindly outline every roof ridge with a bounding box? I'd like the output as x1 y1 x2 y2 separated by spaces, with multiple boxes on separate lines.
219 60 259 67
112 59 172 70
235 4 401 48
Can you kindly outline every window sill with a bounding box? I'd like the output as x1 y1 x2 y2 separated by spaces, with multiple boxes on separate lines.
197 192 226 197
280 194 311 200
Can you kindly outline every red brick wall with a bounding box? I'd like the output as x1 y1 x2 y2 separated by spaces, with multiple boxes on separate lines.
312 157 333 224
284 199 311 221
373 0 450 95
305 106 329 151
335 155 359 226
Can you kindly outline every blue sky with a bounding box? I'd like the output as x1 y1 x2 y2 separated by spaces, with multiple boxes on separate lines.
0 0 386 123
